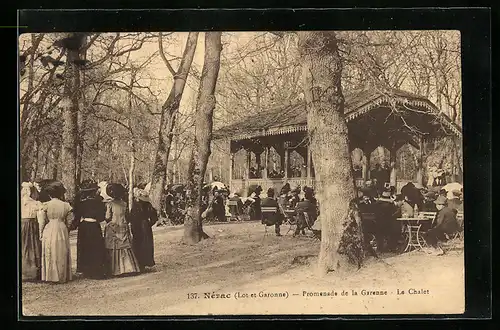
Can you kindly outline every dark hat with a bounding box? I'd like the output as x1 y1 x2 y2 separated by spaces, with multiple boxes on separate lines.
303 186 313 195
424 191 437 200
267 187 275 196
79 179 98 192
434 195 447 205
255 185 263 192
44 181 66 199
106 183 126 200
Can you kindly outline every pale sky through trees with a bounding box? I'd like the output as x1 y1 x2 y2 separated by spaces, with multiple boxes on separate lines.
19 30 461 124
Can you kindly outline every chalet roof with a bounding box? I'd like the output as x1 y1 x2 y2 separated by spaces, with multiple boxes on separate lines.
213 87 462 140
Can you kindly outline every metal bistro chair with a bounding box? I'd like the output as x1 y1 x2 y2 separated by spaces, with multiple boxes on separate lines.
227 199 242 222
303 212 321 240
278 202 297 236
261 206 279 237
453 212 464 240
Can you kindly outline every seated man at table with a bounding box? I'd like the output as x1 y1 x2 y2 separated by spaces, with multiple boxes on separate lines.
395 194 415 218
423 195 460 256
228 192 244 217
294 187 319 236
261 188 284 236
421 191 438 212
373 190 401 252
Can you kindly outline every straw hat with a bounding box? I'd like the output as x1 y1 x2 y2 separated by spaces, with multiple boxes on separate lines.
79 180 98 192
134 188 150 202
381 190 392 198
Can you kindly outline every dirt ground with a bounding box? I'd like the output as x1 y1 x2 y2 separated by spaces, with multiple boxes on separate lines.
21 221 464 316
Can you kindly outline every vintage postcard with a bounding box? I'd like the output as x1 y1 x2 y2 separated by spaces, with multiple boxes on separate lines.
19 29 465 316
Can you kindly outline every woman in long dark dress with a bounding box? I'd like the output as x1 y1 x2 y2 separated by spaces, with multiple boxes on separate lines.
20 182 42 281
73 180 107 279
130 188 158 272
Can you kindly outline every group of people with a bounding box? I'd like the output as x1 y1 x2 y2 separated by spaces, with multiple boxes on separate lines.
21 179 158 283
357 180 463 256
221 183 319 237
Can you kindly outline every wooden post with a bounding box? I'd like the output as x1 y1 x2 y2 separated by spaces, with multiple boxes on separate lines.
229 152 234 190
263 146 269 179
306 141 312 179
255 152 261 177
365 148 372 180
245 149 251 197
362 152 368 181
284 147 289 180
246 149 251 179
390 146 397 189
416 136 424 186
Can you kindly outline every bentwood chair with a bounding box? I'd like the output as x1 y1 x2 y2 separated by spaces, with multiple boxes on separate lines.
227 200 242 222
261 206 279 237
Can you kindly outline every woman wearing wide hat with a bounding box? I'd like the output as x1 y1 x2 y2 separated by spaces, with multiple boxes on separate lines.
39 181 74 283
129 188 158 272
104 183 140 276
73 180 107 279
20 182 43 281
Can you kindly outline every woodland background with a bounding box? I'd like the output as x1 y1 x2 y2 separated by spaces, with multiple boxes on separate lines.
19 31 462 196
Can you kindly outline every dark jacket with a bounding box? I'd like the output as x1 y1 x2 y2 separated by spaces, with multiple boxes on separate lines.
401 183 424 208
435 206 459 234
374 199 399 225
73 197 106 230
261 197 283 225
228 196 244 210
422 200 438 212
295 198 318 228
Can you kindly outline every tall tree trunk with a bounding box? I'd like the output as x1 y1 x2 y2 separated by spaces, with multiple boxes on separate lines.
20 34 44 182
60 34 82 203
52 140 61 180
297 31 361 275
76 139 84 184
30 139 40 181
128 142 135 212
184 32 222 244
150 32 199 211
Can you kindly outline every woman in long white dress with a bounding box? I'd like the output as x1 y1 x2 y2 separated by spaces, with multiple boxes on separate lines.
39 181 74 283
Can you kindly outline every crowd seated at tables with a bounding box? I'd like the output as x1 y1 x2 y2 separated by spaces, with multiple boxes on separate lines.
356 180 463 256
203 172 463 256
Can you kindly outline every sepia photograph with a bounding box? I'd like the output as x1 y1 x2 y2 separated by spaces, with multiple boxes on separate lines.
19 29 465 316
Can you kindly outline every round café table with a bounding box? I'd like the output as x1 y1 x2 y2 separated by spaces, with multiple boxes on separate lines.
397 217 433 252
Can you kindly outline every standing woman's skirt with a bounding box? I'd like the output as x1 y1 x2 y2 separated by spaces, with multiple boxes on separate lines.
131 219 155 270
21 218 41 281
104 223 141 276
76 221 106 278
41 220 72 283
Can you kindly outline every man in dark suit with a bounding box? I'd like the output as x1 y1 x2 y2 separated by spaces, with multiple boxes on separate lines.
373 190 401 252
423 195 460 255
261 188 283 236
294 187 319 236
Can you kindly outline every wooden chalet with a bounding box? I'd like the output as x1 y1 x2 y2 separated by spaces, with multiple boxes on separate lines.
213 88 462 196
